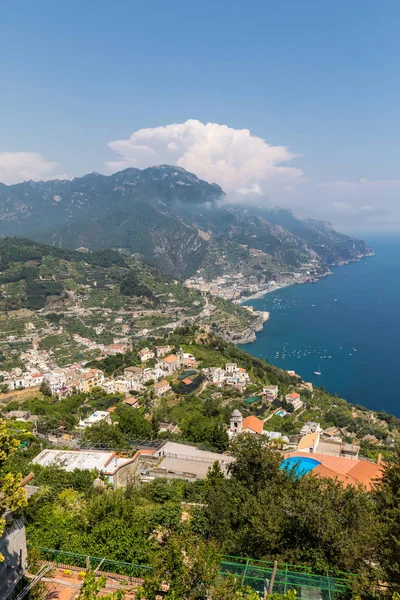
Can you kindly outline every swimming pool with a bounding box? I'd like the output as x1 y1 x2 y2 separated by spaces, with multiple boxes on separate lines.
276 410 285 416
281 456 321 478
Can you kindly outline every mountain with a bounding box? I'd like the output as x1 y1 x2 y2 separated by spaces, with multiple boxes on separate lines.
0 166 372 279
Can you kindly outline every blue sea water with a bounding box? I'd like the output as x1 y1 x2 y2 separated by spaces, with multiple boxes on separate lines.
240 236 400 416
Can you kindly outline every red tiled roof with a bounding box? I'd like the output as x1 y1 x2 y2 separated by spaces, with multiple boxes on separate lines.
242 415 264 435
155 380 169 389
124 398 138 406
288 451 383 489
163 354 178 364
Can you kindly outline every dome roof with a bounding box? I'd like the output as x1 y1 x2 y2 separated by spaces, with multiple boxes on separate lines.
231 409 242 417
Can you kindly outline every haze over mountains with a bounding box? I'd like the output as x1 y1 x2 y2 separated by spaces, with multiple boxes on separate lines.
0 165 372 279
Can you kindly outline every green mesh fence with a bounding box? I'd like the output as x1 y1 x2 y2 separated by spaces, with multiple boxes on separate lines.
32 547 353 599
220 556 352 600
33 548 152 580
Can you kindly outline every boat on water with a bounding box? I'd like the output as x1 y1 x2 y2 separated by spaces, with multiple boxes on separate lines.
314 365 322 375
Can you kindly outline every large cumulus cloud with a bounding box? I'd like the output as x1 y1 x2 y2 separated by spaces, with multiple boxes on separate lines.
106 119 305 194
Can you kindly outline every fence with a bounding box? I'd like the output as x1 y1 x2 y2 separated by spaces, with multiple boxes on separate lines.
31 548 152 582
220 555 353 600
31 548 353 599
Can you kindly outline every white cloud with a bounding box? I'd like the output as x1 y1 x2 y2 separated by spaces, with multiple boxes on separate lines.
0 152 66 185
106 119 304 194
320 178 400 194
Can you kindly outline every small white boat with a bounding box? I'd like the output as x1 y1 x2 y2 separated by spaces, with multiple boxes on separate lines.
314 371 321 375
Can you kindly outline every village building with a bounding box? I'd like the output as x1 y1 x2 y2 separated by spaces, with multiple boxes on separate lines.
123 397 140 408
284 451 381 490
77 410 111 429
229 410 264 436
78 369 104 393
300 421 322 436
159 348 184 374
297 431 320 453
242 415 264 435
32 449 142 487
148 441 233 481
285 392 303 411
154 345 172 359
263 385 279 401
154 379 171 397
124 366 144 382
138 347 155 362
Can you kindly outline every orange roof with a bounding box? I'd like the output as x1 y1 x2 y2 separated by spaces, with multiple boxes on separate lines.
297 432 318 450
287 392 300 399
239 367 247 373
32 373 44 378
107 406 117 413
182 378 192 385
346 460 383 490
242 415 264 435
155 379 169 389
163 354 178 364
288 451 383 489
312 464 356 486
124 398 138 406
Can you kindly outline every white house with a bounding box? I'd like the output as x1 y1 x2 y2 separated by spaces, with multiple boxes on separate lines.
300 422 322 436
78 410 111 429
138 347 155 362
285 392 304 411
154 380 171 397
263 385 279 402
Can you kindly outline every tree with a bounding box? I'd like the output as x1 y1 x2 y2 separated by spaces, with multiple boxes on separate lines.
212 574 264 600
228 433 283 493
137 532 220 600
0 420 27 559
115 406 152 440
40 380 52 397
81 421 127 449
375 448 400 591
77 570 125 599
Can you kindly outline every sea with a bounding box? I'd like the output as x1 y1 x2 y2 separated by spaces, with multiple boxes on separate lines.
239 236 400 416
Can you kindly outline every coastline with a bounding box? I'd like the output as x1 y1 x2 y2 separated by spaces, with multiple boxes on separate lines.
236 253 375 305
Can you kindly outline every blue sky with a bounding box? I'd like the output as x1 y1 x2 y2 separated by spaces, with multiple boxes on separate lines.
1 0 400 229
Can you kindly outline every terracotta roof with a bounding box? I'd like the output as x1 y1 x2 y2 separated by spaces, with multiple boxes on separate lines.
163 354 178 364
182 378 192 385
346 460 383 490
155 380 169 389
297 432 319 450
124 398 138 406
242 415 264 435
287 392 300 399
287 451 383 489
107 406 117 413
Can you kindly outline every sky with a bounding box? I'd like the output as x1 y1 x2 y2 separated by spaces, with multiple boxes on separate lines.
1 0 400 230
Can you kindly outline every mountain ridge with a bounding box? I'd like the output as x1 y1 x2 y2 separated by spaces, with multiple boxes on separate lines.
0 166 372 279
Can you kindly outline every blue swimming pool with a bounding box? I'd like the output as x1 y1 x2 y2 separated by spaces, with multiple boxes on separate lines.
281 456 321 478
276 410 285 416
